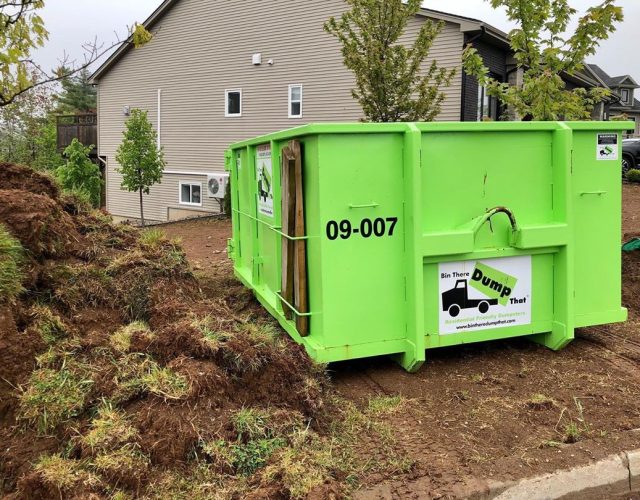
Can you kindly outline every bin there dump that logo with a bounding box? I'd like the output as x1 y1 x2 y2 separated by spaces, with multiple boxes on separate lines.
438 256 532 335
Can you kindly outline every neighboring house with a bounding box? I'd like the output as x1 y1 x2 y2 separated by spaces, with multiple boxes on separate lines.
90 0 604 222
587 64 640 137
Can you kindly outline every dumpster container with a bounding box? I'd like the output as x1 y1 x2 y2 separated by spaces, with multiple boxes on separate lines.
225 122 631 372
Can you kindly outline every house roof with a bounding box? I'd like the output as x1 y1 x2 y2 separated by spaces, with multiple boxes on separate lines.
90 0 509 82
588 64 640 89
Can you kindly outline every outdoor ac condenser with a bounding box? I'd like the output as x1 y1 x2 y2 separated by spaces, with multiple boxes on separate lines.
207 173 229 199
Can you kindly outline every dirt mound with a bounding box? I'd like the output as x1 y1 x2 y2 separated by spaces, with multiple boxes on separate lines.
0 163 60 199
0 189 81 258
0 163 331 498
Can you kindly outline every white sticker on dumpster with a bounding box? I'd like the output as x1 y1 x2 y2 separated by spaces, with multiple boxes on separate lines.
438 256 531 335
256 144 274 217
596 133 618 161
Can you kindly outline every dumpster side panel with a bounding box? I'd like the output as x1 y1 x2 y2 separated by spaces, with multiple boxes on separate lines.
317 133 407 349
572 129 625 326
419 129 558 342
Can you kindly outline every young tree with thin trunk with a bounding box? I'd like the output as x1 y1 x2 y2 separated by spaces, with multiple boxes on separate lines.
462 0 623 121
324 0 455 122
115 110 165 227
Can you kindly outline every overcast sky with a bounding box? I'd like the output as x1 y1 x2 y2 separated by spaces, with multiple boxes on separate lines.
34 0 639 80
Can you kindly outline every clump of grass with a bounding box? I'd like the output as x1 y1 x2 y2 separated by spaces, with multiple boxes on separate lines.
92 445 149 478
52 265 115 311
110 321 150 353
527 394 556 410
0 223 23 302
367 395 405 416
139 228 167 249
564 422 582 443
19 362 93 434
31 305 67 344
113 353 188 402
202 438 286 477
141 365 189 399
35 339 82 368
627 169 640 183
34 455 100 492
192 316 227 350
82 402 139 452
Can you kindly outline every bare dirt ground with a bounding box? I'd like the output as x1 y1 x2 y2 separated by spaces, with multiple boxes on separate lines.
162 183 640 498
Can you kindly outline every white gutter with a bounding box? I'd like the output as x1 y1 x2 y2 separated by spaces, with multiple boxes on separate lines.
157 89 162 150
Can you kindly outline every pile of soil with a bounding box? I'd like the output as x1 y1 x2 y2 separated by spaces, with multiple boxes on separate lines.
0 164 331 498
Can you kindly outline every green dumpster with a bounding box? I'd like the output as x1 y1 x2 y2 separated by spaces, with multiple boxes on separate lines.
225 122 631 372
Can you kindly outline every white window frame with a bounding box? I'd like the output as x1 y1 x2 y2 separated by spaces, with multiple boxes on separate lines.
179 181 203 207
288 84 303 119
225 89 242 117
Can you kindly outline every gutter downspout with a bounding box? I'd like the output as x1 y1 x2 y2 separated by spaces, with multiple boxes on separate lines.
157 89 162 150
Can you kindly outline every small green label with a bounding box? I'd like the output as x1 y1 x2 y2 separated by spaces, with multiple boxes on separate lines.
470 262 518 306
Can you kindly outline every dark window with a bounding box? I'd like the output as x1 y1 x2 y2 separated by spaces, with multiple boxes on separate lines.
226 90 242 116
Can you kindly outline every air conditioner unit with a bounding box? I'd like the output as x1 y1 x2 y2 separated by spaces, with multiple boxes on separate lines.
207 173 229 199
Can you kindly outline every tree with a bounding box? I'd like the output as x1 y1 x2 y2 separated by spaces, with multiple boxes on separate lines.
462 0 623 121
0 1 152 108
57 68 97 114
115 109 165 227
0 75 62 170
56 139 101 206
324 0 455 122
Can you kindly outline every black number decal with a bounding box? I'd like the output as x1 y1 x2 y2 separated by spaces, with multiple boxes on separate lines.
373 218 385 237
339 220 352 240
326 221 339 241
360 218 373 238
386 217 398 236
325 216 399 241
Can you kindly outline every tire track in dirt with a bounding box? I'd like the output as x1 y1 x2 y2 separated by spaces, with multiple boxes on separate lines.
577 329 640 376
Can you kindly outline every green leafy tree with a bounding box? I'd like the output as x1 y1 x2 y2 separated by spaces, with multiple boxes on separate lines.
56 139 101 207
463 0 623 121
0 77 63 170
324 0 455 122
57 68 97 113
115 109 165 227
0 1 152 108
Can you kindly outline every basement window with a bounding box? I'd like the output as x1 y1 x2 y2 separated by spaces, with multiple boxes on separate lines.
179 182 202 206
289 84 303 118
225 89 242 117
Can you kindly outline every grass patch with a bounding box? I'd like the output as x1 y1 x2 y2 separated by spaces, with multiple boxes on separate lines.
202 438 286 477
0 223 23 302
92 445 149 477
563 422 582 443
34 455 100 492
31 305 67 344
82 402 139 452
19 362 93 434
527 394 556 410
110 321 150 353
367 395 405 416
113 354 189 402
139 228 166 249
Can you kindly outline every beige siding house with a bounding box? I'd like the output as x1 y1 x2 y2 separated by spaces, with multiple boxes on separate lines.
91 0 508 222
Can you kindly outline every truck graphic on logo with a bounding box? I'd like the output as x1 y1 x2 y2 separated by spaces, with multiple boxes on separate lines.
442 262 517 317
442 279 498 317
